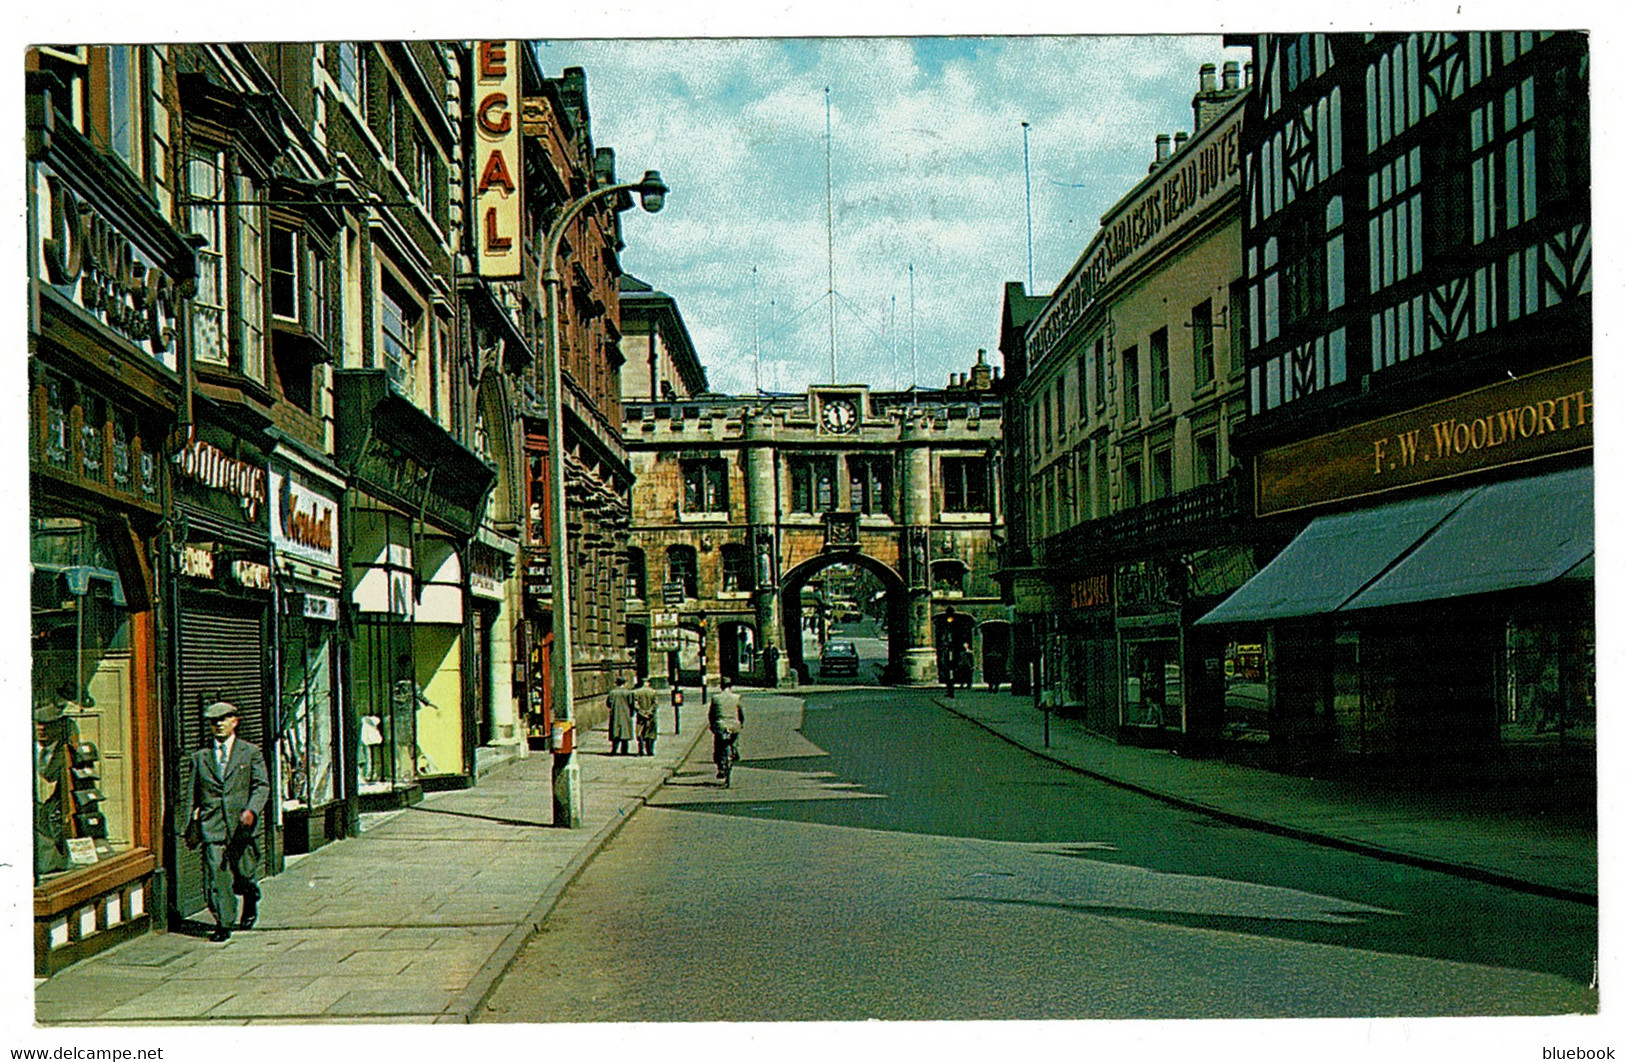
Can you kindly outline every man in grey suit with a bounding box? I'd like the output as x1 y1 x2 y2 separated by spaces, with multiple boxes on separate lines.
188 701 270 941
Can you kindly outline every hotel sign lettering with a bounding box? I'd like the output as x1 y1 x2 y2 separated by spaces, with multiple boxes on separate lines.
1027 105 1243 370
474 40 524 279
1255 359 1593 516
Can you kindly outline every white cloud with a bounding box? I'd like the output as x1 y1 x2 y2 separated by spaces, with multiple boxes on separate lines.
545 35 1251 394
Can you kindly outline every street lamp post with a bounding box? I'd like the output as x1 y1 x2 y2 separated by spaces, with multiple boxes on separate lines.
540 170 667 828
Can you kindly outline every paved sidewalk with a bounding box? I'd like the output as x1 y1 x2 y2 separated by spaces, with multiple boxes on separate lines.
35 703 711 1026
934 689 1598 904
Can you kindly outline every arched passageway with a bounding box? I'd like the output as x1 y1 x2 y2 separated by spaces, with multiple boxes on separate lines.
780 552 908 684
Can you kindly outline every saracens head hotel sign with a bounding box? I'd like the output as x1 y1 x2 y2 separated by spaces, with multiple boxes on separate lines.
474 40 524 279
1026 101 1244 370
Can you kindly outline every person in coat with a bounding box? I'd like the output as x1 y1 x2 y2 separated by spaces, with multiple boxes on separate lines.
606 677 635 755
707 679 744 782
632 676 660 756
188 701 270 941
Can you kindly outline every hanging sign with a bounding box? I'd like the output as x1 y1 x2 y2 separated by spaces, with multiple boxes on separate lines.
474 40 524 279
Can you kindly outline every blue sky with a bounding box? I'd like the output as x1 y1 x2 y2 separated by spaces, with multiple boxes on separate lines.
535 36 1253 394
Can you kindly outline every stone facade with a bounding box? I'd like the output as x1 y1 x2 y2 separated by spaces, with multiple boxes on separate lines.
624 366 1007 688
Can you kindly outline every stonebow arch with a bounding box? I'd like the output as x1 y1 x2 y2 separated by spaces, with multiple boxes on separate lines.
779 550 909 684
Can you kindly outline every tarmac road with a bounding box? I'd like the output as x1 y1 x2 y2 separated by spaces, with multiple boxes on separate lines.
476 687 1597 1022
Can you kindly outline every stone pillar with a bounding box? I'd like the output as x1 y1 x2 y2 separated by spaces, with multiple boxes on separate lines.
900 414 937 684
744 412 787 686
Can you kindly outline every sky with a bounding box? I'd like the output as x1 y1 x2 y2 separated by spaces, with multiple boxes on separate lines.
535 36 1253 395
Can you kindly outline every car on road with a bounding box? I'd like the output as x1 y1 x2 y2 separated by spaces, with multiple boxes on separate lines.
819 640 860 677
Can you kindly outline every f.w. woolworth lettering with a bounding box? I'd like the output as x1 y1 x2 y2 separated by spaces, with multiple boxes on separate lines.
1255 359 1592 516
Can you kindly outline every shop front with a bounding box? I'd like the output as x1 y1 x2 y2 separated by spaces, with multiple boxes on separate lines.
1201 362 1594 777
335 370 495 805
28 88 194 973
269 451 346 852
167 424 277 921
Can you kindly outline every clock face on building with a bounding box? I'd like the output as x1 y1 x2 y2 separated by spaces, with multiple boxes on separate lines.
821 398 858 434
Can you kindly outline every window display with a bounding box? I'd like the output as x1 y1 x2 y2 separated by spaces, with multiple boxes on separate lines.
278 615 337 810
32 515 136 883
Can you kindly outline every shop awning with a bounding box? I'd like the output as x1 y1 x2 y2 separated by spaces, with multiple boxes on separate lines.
1195 489 1472 625
1341 464 1592 611
1196 465 1593 626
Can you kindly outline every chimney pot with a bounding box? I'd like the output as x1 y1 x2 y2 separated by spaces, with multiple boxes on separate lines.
1244 61 1254 87
1174 131 1189 153
1200 63 1217 92
1222 60 1241 91
1155 133 1172 161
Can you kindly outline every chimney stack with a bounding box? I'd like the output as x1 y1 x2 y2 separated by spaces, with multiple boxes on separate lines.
1151 133 1172 172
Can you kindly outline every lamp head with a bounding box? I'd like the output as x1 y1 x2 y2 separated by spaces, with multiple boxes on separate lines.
636 170 667 213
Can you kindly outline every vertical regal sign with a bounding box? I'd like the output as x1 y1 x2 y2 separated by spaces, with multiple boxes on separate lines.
475 40 524 279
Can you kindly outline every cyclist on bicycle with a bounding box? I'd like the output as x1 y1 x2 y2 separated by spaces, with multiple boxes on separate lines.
708 678 743 785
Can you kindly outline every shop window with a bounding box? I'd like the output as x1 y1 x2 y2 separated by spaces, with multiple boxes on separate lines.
625 546 647 601
941 456 989 514
1123 639 1182 730
278 614 337 811
721 544 754 593
848 456 891 515
1221 637 1272 742
1192 300 1216 389
1121 346 1140 422
1149 328 1170 410
666 545 697 599
789 456 838 513
32 515 139 883
1505 613 1594 738
682 459 729 515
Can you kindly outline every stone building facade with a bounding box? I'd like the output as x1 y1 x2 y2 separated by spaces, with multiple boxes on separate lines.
1003 61 1258 748
624 358 1006 689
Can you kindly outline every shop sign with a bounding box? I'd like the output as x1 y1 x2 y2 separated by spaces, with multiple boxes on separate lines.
473 41 523 279
468 542 509 600
1012 576 1057 613
174 438 267 520
35 168 181 371
1066 573 1112 611
269 468 339 568
302 593 338 621
179 543 215 580
1256 359 1593 516
1027 105 1243 369
231 560 272 590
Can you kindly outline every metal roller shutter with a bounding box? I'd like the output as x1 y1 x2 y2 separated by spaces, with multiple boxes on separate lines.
173 602 268 919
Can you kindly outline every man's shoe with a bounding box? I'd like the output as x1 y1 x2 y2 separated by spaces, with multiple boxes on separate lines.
238 883 260 929
209 926 232 942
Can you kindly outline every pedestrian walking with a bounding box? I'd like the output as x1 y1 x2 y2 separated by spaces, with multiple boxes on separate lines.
606 676 635 755
632 676 660 756
708 678 744 784
185 701 270 942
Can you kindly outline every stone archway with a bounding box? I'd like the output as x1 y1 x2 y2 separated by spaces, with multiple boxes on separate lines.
780 552 909 684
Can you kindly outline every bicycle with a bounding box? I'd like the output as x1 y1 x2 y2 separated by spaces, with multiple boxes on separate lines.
714 730 739 788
